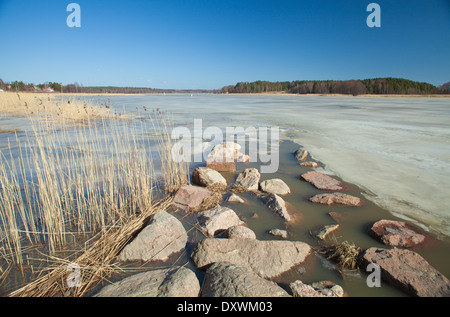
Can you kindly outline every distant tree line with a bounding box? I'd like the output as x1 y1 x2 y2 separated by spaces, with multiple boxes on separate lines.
1 78 448 95
221 78 448 95
0 79 216 94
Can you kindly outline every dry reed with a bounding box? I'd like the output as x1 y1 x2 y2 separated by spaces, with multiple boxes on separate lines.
320 240 361 270
0 101 189 296
0 92 121 121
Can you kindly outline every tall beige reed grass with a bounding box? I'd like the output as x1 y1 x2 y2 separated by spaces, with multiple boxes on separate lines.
0 102 189 295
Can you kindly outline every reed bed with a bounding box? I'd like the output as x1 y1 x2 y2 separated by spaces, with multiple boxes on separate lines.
0 92 119 120
0 100 189 296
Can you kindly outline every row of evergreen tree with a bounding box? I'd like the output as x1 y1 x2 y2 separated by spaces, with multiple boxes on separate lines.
221 78 448 95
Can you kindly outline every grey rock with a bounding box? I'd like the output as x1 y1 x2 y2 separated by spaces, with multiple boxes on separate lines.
191 238 311 279
94 267 200 297
118 210 187 262
197 205 244 237
290 280 344 297
233 168 260 191
192 167 227 187
316 224 340 240
226 193 245 203
226 225 257 239
201 262 290 297
268 228 288 239
260 178 291 195
263 193 291 222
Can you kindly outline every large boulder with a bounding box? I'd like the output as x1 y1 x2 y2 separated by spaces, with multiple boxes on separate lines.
260 178 291 195
172 185 214 210
369 219 425 248
263 193 291 222
208 142 249 162
118 210 187 262
233 168 260 191
201 262 290 297
289 280 344 297
208 141 240 159
192 167 227 187
197 205 244 237
94 267 200 297
360 247 450 297
309 192 361 206
191 238 311 279
301 171 343 190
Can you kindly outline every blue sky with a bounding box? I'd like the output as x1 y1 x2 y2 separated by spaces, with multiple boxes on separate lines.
0 0 449 89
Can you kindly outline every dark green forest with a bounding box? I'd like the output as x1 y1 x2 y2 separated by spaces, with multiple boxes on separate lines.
1 77 448 95
221 78 448 95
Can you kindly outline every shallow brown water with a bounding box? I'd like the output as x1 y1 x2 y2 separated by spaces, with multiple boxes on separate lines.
86 139 450 297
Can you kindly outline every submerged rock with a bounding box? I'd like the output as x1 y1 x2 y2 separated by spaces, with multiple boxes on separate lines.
369 219 425 248
300 161 319 168
289 280 344 297
201 262 290 297
225 225 256 239
191 238 311 279
192 167 227 187
206 157 236 173
118 210 187 262
316 224 340 240
309 192 361 206
94 267 200 297
197 205 244 237
233 168 260 191
172 185 214 210
294 149 308 161
263 193 291 222
360 247 450 297
268 228 288 239
260 178 291 195
226 193 245 203
301 171 343 190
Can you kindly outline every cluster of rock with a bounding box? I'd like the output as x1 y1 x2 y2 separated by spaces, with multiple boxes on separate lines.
294 147 450 296
93 142 345 297
95 206 344 297
93 142 450 297
294 147 362 241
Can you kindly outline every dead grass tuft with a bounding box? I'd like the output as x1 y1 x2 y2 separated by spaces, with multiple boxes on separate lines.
319 240 361 270
231 185 248 193
191 192 223 213
206 183 228 193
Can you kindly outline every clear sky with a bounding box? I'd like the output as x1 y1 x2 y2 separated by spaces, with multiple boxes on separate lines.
0 0 449 89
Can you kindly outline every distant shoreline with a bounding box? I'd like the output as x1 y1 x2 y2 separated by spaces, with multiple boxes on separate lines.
2 91 449 98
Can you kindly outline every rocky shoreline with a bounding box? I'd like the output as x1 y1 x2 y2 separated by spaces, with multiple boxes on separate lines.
93 142 450 297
